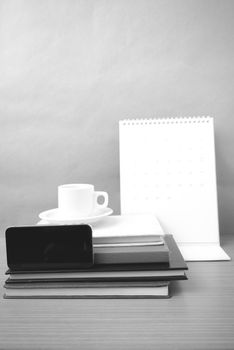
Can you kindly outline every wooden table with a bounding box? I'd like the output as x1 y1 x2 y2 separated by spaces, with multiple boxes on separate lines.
0 234 233 350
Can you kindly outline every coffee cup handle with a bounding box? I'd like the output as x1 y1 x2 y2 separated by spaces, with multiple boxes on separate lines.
94 191 108 209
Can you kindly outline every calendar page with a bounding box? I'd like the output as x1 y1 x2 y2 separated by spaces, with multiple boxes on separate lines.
119 117 230 260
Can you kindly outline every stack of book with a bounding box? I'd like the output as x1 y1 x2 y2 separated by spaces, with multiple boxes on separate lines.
3 215 188 299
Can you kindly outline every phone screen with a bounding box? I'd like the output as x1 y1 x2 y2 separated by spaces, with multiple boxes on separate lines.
5 225 93 271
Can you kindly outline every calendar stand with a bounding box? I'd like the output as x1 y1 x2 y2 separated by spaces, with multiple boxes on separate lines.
119 116 230 261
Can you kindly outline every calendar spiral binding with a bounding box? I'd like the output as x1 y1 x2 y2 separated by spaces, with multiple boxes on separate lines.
120 116 212 126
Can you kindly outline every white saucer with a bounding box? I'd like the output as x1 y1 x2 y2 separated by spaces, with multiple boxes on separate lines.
38 207 113 225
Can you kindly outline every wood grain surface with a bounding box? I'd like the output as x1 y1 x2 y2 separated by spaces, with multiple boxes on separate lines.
0 234 233 350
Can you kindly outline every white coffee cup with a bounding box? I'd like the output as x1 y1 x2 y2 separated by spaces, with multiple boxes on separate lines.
58 184 108 217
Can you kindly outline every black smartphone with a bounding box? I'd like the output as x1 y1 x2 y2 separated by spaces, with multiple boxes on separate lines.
5 225 93 271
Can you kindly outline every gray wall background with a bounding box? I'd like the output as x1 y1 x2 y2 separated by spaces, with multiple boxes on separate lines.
0 0 234 235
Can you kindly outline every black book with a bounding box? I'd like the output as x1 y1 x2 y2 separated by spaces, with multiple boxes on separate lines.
5 280 169 289
6 235 187 282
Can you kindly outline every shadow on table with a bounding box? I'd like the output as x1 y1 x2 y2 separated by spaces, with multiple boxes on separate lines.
169 280 184 297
